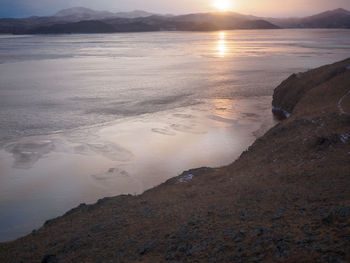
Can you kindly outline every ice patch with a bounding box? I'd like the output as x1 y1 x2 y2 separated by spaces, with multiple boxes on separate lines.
4 140 55 169
178 174 194 183
173 114 195 119
151 128 176 136
207 115 238 124
91 168 129 181
85 142 133 161
170 124 205 134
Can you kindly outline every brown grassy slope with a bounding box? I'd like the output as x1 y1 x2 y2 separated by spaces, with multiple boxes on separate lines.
0 59 349 263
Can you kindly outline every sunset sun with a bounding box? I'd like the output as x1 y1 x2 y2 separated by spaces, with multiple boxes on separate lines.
213 0 231 11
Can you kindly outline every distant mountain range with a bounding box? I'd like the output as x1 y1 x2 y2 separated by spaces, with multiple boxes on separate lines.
269 8 350 28
53 7 156 20
0 7 349 34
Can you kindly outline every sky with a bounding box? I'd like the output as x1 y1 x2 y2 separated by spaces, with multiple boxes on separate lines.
1 0 350 18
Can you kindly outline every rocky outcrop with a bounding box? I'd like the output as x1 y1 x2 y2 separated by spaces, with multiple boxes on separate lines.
272 58 350 119
0 59 349 263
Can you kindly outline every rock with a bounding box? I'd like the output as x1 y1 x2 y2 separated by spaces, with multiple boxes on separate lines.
187 218 202 226
322 213 334 225
138 206 157 218
271 215 282 221
273 237 290 259
164 252 176 260
60 236 93 253
224 228 235 236
315 134 339 149
41 255 58 263
90 223 112 233
189 243 204 255
138 240 157 255
239 229 247 235
335 207 350 218
338 223 349 229
254 227 271 237
214 242 228 253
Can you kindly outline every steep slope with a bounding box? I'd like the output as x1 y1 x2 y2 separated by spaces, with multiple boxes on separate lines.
0 59 349 262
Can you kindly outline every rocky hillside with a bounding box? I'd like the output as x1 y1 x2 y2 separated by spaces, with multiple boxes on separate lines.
0 58 349 262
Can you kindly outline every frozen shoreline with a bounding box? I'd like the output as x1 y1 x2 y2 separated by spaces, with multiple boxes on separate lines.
0 96 275 242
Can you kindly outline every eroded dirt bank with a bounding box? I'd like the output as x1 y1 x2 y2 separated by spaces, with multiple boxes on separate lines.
0 58 349 263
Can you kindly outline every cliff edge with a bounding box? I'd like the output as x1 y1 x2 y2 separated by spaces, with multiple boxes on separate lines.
272 58 350 119
0 59 349 263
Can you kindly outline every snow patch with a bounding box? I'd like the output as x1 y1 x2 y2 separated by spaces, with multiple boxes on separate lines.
340 134 349 143
272 106 291 118
178 174 194 183
338 89 350 115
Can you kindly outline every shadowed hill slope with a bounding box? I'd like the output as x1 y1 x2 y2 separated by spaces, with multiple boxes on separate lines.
1 8 350 34
0 59 349 263
268 8 350 28
272 58 350 119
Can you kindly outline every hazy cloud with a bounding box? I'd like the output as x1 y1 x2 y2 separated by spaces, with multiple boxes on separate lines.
1 0 349 18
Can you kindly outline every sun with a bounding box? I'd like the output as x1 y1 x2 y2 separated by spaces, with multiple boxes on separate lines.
213 0 231 11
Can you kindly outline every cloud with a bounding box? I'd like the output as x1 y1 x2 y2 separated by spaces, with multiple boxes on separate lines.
1 0 350 18
0 0 208 17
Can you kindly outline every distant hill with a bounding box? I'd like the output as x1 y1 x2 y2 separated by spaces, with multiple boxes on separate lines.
54 7 115 19
0 7 349 34
114 10 157 19
54 7 155 20
25 20 116 34
268 8 350 28
168 12 277 29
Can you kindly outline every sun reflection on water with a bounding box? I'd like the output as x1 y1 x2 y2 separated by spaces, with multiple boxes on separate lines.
216 31 227 57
